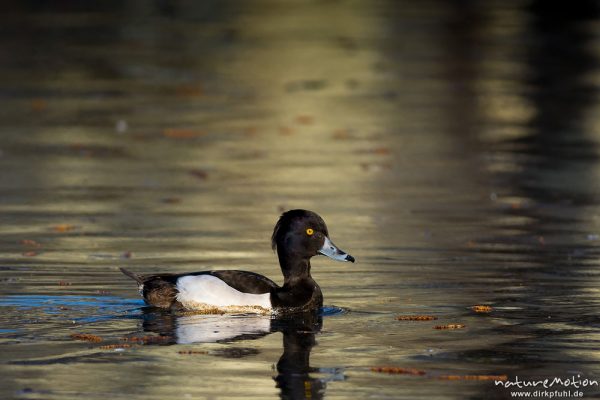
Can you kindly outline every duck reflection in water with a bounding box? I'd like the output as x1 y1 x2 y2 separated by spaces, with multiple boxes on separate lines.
140 308 344 399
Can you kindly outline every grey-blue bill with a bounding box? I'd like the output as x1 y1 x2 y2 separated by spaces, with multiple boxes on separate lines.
319 236 355 263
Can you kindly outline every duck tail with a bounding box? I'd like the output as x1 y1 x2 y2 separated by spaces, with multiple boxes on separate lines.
119 267 143 284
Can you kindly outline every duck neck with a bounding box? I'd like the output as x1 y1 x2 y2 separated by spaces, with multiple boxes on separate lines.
277 248 312 284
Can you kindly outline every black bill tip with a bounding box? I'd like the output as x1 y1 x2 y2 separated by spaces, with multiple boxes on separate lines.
345 254 355 263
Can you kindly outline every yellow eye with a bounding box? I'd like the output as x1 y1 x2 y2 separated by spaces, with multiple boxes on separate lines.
306 228 314 236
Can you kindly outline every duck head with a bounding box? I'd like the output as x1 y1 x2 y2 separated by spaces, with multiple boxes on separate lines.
271 209 355 265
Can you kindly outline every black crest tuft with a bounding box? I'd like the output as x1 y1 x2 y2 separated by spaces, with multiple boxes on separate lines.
271 209 327 251
272 209 306 250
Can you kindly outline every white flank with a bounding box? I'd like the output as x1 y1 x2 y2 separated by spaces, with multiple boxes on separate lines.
176 275 272 310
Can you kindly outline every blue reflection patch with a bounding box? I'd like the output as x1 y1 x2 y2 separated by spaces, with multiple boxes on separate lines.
0 295 145 323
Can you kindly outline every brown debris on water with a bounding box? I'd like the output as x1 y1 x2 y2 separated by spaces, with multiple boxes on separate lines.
434 324 466 330
471 305 493 313
22 251 38 257
278 126 295 136
359 147 391 156
243 127 258 137
372 147 391 155
370 367 508 382
189 169 209 180
71 333 103 343
120 335 172 344
163 128 206 139
371 367 426 375
295 115 314 125
178 350 209 355
332 129 352 140
396 315 437 321
175 84 203 98
31 98 47 112
20 239 41 248
99 343 135 350
58 281 72 286
52 224 75 233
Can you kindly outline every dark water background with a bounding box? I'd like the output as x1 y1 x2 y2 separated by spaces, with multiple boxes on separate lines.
2 1 600 399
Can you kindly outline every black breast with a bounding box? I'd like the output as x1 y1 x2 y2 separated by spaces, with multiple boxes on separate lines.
271 278 323 312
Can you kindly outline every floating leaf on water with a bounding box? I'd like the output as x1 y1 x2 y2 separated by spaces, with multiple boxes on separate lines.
120 335 171 344
295 115 314 125
175 84 203 97
163 129 206 139
52 224 75 233
357 147 392 156
31 98 47 112
279 126 294 136
360 162 392 172
434 324 466 330
372 147 391 155
71 333 103 343
189 169 209 180
396 315 437 321
22 251 38 257
243 127 258 137
471 305 493 313
332 129 351 140
99 344 134 350
178 350 209 355
371 367 426 375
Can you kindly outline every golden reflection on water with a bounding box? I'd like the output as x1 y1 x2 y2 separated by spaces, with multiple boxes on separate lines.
2 1 600 399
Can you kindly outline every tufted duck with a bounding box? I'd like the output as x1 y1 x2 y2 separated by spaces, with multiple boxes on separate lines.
120 209 354 313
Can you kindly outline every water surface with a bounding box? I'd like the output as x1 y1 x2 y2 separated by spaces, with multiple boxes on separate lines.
2 1 600 399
